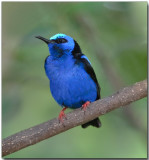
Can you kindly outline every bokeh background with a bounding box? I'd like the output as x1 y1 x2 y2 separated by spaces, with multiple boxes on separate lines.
2 2 147 158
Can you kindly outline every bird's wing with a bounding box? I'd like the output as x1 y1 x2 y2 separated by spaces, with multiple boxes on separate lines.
78 54 101 100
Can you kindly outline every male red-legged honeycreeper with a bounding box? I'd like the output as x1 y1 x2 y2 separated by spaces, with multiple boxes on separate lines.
36 33 101 128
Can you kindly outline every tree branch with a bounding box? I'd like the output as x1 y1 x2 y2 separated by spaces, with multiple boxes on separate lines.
2 79 147 157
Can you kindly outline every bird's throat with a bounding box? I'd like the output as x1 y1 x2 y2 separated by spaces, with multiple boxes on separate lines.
48 46 64 58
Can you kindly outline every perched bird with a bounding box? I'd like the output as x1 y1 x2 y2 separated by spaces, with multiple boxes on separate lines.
36 33 101 128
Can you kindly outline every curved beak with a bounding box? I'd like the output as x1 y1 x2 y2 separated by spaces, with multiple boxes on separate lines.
35 36 52 44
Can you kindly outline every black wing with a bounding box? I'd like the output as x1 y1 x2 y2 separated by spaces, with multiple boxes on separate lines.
80 57 101 100
72 40 101 100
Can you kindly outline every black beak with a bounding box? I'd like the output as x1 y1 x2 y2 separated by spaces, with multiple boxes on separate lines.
35 36 52 44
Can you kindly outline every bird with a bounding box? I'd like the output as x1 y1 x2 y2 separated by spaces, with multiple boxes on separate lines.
36 33 101 128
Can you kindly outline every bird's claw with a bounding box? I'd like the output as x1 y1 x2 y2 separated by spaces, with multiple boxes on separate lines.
81 101 91 111
58 107 67 123
58 112 66 122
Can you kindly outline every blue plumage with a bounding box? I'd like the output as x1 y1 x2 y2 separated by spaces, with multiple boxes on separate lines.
45 54 97 108
36 33 101 128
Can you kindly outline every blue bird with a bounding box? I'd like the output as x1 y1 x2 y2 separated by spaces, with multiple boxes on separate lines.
36 33 101 128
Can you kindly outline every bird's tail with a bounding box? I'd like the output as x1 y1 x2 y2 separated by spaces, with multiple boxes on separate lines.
81 117 101 128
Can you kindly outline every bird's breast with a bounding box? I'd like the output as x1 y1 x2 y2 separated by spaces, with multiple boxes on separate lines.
45 56 97 108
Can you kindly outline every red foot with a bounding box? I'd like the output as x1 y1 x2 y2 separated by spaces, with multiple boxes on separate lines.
58 107 67 122
82 101 91 111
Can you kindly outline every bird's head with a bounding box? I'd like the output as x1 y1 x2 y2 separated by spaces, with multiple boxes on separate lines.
36 33 75 58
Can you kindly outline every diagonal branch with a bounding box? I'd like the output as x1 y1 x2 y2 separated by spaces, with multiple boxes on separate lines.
2 79 147 157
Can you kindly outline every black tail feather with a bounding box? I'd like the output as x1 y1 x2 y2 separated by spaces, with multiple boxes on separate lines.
81 117 101 128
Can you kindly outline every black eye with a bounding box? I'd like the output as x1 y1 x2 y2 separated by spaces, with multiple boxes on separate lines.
56 38 67 44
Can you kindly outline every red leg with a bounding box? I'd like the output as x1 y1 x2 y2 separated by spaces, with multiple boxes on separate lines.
82 101 91 111
58 107 67 122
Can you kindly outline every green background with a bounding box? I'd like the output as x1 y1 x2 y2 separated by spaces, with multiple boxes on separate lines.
2 2 147 158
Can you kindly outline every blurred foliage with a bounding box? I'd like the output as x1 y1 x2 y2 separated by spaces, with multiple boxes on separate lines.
2 2 147 158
